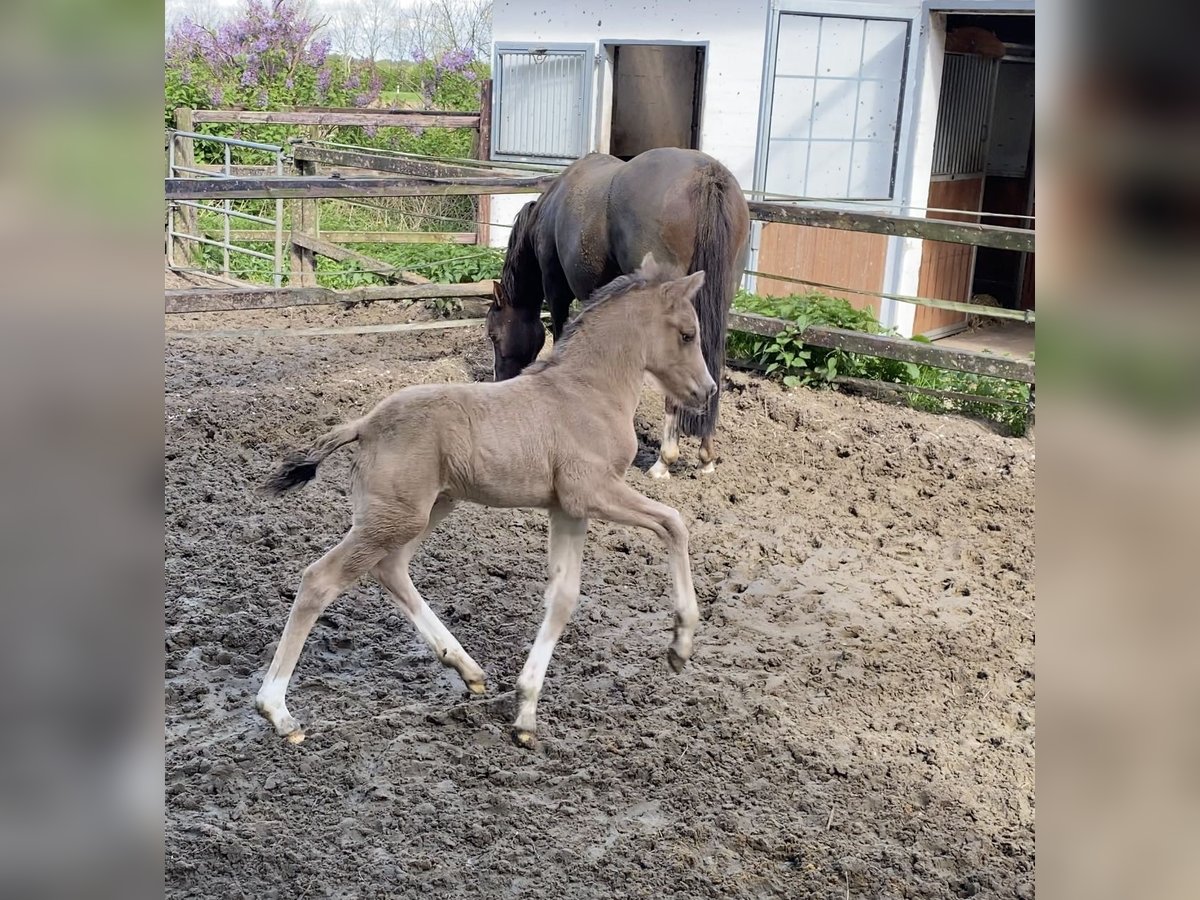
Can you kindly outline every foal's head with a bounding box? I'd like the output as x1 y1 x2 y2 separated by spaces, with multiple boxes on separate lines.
631 256 717 412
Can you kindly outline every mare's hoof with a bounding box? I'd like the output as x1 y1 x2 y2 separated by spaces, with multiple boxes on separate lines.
697 461 716 476
648 461 672 480
667 647 687 674
511 728 537 749
285 729 306 745
465 678 487 695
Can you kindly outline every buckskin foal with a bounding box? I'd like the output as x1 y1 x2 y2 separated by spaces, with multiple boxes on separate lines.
255 255 715 747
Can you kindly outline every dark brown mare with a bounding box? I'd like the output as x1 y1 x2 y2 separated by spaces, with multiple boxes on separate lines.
485 148 750 478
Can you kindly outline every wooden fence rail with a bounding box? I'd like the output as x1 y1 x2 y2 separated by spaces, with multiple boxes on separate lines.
226 230 476 244
165 174 556 201
190 110 480 129
165 281 493 314
167 173 1031 253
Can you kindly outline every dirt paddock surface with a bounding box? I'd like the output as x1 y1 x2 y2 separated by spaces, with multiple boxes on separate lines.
165 305 1035 899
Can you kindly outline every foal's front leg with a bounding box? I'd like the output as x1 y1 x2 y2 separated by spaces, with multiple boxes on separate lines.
512 508 587 746
588 480 700 672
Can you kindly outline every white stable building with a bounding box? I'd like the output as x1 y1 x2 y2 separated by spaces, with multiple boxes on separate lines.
488 0 1035 338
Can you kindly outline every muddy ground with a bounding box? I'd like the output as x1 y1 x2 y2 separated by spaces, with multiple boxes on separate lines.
165 301 1035 899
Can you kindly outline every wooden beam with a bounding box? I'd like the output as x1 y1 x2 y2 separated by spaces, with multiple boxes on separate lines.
289 232 431 284
167 317 489 340
292 144 491 180
475 79 494 248
165 281 495 314
728 311 1036 383
165 174 556 201
227 230 477 244
190 110 480 128
747 201 1034 253
170 109 199 267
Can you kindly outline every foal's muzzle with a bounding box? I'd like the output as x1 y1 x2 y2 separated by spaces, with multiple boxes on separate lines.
684 380 718 412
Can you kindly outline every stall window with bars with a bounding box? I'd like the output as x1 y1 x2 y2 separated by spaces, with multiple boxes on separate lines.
931 52 1000 177
764 14 911 202
492 43 593 164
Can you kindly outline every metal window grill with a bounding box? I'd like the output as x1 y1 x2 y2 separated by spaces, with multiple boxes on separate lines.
931 52 1000 177
493 43 593 164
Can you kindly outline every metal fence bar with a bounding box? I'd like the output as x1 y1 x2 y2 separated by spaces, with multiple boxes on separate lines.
166 129 287 285
169 129 284 152
173 200 277 225
172 165 231 179
223 143 231 279
168 231 277 262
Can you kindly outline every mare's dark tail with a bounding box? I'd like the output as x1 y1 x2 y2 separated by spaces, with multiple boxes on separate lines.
259 421 361 497
677 164 750 439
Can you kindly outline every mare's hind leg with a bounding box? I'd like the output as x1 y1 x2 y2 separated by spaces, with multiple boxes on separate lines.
698 435 717 476
512 508 588 746
648 401 681 480
255 526 394 743
372 498 487 694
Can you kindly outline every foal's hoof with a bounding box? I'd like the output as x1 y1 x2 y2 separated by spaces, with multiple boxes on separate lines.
647 460 672 480
257 704 305 744
511 727 537 749
697 460 717 476
465 678 487 696
667 647 688 674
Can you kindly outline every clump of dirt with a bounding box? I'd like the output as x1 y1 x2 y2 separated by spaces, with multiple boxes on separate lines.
166 311 1034 899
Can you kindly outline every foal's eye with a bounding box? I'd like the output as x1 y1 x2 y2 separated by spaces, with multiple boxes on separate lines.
681 331 696 344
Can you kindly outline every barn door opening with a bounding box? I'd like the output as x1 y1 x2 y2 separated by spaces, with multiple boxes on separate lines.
917 13 1035 337
605 44 705 160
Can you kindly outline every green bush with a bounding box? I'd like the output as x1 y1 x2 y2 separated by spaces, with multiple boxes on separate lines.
729 290 1032 436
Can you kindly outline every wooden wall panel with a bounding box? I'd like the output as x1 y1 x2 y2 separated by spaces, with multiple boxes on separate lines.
756 224 888 318
914 177 983 336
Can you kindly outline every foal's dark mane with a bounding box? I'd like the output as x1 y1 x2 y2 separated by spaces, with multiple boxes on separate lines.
521 271 661 375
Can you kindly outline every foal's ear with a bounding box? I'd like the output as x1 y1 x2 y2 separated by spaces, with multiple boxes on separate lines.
667 270 706 304
491 280 504 307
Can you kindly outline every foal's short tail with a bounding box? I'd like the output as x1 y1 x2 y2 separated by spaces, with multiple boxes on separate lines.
678 164 748 440
259 421 361 497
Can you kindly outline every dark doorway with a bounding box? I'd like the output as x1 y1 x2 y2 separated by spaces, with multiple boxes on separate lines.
608 44 705 160
944 12 1035 311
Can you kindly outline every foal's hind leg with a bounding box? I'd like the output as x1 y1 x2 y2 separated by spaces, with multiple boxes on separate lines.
256 527 392 743
372 498 487 694
588 480 700 672
648 401 681 480
512 508 588 746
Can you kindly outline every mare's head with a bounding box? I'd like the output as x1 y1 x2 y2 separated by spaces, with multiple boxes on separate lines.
486 280 546 381
486 201 545 381
617 254 716 412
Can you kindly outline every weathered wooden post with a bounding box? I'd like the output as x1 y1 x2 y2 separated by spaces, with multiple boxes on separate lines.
474 79 493 248
289 136 321 287
171 108 200 267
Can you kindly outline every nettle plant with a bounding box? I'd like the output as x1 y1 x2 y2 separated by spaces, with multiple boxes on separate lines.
728 290 1031 435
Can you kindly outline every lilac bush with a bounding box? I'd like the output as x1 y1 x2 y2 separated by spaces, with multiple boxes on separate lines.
164 0 381 127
